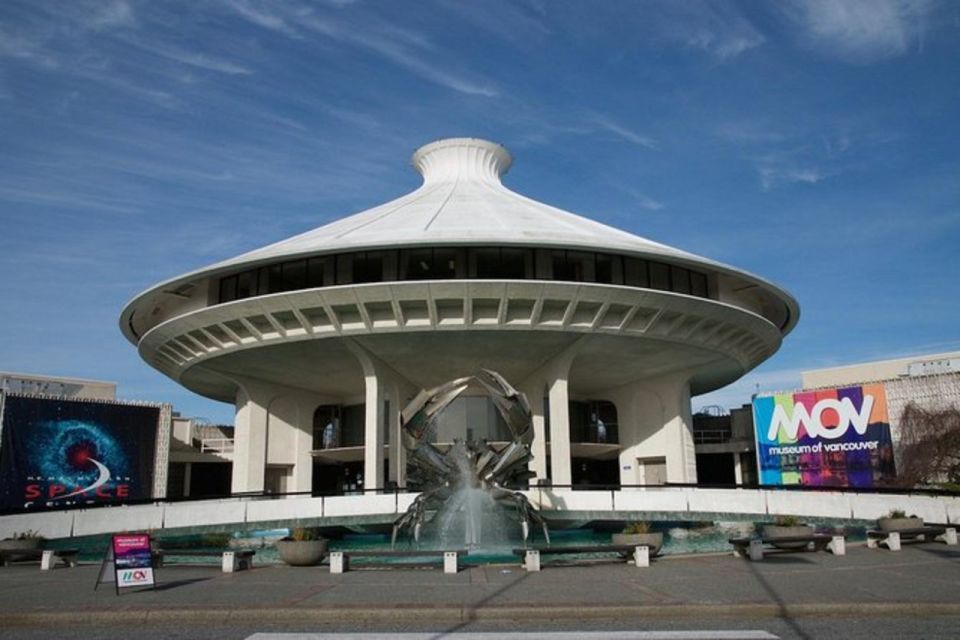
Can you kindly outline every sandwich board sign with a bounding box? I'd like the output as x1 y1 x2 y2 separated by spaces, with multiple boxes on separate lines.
95 534 156 594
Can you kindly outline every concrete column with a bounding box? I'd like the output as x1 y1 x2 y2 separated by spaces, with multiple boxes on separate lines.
183 463 192 498
388 385 406 487
231 386 269 494
733 452 743 485
548 376 572 486
289 410 314 494
363 377 385 492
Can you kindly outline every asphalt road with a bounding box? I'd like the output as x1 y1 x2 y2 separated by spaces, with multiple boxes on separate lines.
3 543 959 639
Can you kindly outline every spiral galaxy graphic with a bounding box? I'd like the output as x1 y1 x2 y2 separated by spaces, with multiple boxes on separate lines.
34 420 129 491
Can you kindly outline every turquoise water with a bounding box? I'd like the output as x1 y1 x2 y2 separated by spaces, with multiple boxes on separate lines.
48 520 868 566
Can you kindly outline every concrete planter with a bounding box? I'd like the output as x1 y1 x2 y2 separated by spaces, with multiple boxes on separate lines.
275 539 328 566
0 538 42 551
877 517 923 532
612 532 663 557
762 524 813 550
0 537 43 562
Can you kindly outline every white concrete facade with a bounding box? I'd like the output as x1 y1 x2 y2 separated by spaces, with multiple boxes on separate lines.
120 138 798 498
4 488 960 541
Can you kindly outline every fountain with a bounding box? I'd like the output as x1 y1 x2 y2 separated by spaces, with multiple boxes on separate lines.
391 370 550 549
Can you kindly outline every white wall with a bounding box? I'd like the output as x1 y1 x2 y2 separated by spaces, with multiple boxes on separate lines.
4 489 960 540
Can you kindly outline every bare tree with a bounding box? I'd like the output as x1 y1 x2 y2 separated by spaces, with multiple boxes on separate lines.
895 403 960 487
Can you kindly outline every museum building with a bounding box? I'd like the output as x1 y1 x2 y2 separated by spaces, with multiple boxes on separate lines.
120 138 799 497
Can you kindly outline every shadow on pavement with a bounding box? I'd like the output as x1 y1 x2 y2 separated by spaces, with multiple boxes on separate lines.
742 558 812 640
428 568 531 639
153 577 214 591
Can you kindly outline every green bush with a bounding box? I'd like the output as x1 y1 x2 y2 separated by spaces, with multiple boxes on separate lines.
887 509 907 519
289 526 324 542
621 521 651 535
773 515 802 527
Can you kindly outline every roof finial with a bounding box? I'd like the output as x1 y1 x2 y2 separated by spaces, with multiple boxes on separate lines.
412 138 512 185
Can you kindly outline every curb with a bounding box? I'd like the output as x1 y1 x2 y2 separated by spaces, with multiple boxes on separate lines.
5 602 960 627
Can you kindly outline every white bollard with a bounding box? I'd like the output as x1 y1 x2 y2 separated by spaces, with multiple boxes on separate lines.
444 551 458 574
222 551 236 573
330 551 348 574
524 549 541 572
943 527 958 546
867 535 878 549
749 538 764 561
828 535 846 556
886 532 901 551
633 545 649 568
40 550 55 571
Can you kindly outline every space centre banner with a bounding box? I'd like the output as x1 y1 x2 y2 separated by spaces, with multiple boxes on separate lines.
752 384 896 488
0 394 160 511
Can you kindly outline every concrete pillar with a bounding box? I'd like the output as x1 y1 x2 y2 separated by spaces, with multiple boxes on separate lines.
387 385 405 487
289 412 314 494
363 377 385 492
183 463 192 498
521 382 548 482
231 387 269 494
548 376 572 486
733 452 743 485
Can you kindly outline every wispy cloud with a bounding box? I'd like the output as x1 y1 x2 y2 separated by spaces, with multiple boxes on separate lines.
221 0 301 38
650 1 766 61
780 0 937 63
759 164 824 190
593 116 657 149
621 188 665 211
225 2 499 96
83 0 136 31
716 122 788 144
131 41 253 75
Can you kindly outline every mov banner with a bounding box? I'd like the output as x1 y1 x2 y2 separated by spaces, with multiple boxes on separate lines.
752 384 896 488
0 395 160 511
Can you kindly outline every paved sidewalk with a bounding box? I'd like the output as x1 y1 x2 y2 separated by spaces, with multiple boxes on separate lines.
1 544 959 627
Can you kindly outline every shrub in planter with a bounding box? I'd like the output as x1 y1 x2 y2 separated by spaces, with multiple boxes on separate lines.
612 521 663 556
0 531 45 561
877 509 923 532
0 530 44 551
762 516 813 550
276 527 328 566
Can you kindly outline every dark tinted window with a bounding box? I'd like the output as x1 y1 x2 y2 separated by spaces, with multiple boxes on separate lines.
671 266 691 295
216 248 713 302
691 272 708 298
649 261 670 290
353 252 383 283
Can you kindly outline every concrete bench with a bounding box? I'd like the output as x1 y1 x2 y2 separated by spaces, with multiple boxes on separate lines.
729 534 845 561
329 549 466 574
155 548 255 572
0 548 80 569
512 544 654 571
866 526 957 551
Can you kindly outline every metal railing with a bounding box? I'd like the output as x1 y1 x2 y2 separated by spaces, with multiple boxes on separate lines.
199 437 235 453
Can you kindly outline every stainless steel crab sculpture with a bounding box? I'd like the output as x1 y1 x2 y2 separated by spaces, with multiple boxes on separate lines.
391 369 550 547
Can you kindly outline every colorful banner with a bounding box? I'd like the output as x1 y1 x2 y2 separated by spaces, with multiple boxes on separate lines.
112 534 155 589
752 384 896 487
0 395 160 511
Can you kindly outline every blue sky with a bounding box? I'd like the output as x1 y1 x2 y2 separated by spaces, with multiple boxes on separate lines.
1 0 958 423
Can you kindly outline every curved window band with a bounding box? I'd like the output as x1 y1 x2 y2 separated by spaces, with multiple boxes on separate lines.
217 247 711 304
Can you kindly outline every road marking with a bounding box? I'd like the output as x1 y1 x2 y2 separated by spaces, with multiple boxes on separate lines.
246 632 780 640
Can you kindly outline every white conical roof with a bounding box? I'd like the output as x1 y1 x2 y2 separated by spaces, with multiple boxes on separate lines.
122 137 799 343
207 137 711 271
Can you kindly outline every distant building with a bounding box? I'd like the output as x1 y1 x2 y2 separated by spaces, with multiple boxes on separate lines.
0 372 116 401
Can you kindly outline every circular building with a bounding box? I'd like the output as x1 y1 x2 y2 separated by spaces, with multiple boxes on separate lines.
120 138 798 496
